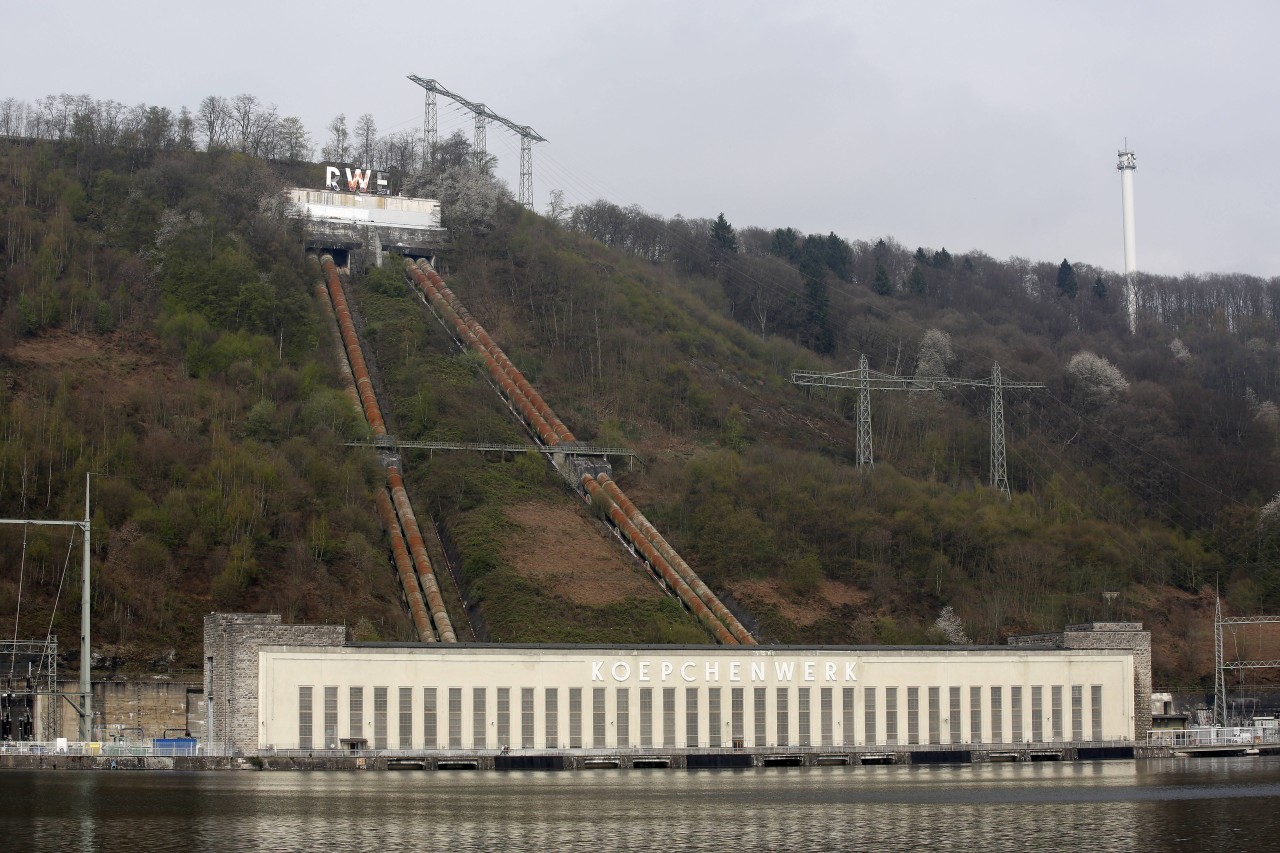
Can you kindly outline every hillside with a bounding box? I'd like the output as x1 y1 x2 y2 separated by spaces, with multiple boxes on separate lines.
3 127 1279 686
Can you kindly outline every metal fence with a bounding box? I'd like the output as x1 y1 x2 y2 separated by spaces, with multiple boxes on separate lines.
0 741 202 757
1146 726 1280 748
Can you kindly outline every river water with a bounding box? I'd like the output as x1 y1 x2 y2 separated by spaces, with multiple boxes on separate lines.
3 758 1279 852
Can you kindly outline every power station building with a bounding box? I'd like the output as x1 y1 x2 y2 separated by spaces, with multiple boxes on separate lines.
205 614 1150 757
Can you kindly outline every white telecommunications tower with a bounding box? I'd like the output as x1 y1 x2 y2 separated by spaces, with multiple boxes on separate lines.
1117 147 1138 333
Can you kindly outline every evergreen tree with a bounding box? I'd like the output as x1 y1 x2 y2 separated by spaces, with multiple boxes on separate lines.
799 239 834 353
873 261 893 296
711 208 742 262
1057 258 1079 299
932 247 952 270
914 247 929 265
769 227 802 263
908 265 928 295
824 232 854 282
1093 275 1107 299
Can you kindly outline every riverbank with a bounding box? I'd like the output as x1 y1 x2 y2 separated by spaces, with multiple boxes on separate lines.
0 744 1171 772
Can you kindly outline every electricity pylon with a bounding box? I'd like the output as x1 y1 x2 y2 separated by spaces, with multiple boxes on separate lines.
408 76 545 209
793 360 1044 497
792 355 934 471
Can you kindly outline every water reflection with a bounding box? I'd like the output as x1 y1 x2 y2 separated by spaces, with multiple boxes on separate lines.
4 759 1280 852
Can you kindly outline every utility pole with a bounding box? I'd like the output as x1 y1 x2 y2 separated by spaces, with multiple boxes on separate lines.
408 76 546 209
0 472 93 740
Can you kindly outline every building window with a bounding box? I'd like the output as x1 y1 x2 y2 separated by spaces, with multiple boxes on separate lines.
990 686 1002 744
1091 686 1103 741
546 688 559 748
423 688 437 749
402 687 415 749
820 688 833 747
497 688 511 748
864 687 877 746
907 687 920 745
299 686 313 750
522 687 535 749
841 688 854 747
798 688 811 747
448 687 462 749
754 687 767 747
1071 685 1083 742
1031 686 1043 743
349 687 364 742
1011 686 1023 743
473 688 487 749
324 686 338 749
886 687 898 746
568 688 581 748
1052 686 1064 742
776 688 790 747
686 688 699 748
969 686 982 744
708 688 721 748
732 688 745 744
663 688 676 748
374 687 388 750
639 688 653 748
948 686 961 744
593 688 607 748
617 688 631 747
928 687 941 745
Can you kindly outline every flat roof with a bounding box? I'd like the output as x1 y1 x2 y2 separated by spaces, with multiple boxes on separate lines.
337 642 1063 653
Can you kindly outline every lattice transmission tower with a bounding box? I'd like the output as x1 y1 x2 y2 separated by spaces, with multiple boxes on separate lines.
408 76 546 209
792 355 935 472
792 360 1043 496
1214 598 1280 727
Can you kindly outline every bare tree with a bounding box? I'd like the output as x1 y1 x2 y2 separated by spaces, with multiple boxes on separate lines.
322 113 351 162
275 116 312 162
355 113 377 167
196 96 230 151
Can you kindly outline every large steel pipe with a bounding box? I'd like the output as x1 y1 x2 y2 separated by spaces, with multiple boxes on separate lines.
582 475 736 645
316 255 456 643
314 258 437 640
388 467 457 643
414 260 576 443
599 474 754 645
405 258 746 643
375 488 436 641
322 255 386 437
405 260 560 446
313 277 363 414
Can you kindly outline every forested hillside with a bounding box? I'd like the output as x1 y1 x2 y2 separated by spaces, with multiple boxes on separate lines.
3 93 1279 686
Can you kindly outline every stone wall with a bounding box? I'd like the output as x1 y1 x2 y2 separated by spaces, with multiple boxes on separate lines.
56 680 203 741
204 614 345 754
1009 622 1152 739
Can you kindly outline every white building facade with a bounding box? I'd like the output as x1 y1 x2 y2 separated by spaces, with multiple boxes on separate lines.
255 643 1137 752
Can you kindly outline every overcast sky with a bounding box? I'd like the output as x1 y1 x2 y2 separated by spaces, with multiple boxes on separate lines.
5 1 1277 277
